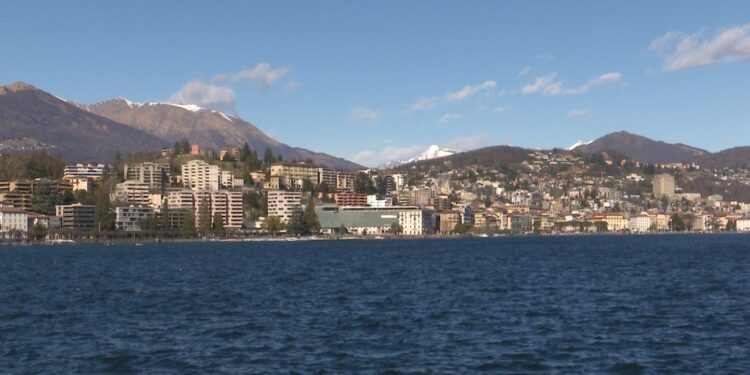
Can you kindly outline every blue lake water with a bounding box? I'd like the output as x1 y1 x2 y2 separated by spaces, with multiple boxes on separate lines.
1 235 749 373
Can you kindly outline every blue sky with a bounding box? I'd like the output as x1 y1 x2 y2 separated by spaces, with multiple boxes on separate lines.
2 1 750 166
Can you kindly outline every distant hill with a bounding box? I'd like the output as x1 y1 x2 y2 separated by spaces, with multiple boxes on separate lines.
693 146 750 169
0 82 166 162
575 131 708 163
81 98 361 170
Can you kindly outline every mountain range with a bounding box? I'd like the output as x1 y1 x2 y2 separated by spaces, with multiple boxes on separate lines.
572 131 750 168
0 82 361 169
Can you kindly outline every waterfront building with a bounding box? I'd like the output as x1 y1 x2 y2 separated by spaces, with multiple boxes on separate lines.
737 218 750 232
629 213 652 233
0 207 28 236
115 205 155 232
315 205 423 235
437 211 461 234
367 194 391 208
55 203 95 231
267 190 303 224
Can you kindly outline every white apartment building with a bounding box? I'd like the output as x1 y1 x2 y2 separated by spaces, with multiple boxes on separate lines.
270 163 320 189
112 181 151 206
267 190 302 224
115 205 155 232
124 162 169 191
167 189 195 210
63 163 106 180
166 189 243 230
0 207 28 235
182 160 220 191
367 194 391 208
398 208 423 235
737 218 750 232
629 214 652 233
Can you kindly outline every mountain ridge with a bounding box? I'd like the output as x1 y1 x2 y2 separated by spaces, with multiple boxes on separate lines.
80 97 361 169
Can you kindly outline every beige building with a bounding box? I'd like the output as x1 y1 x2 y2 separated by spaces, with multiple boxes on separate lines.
653 174 675 199
182 160 220 191
112 181 151 206
270 163 320 190
124 162 169 191
267 190 303 224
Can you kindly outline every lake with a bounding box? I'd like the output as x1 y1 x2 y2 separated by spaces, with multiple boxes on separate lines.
1 235 749 373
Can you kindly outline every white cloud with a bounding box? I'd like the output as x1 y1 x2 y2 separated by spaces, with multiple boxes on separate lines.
410 97 439 112
521 72 622 96
444 80 496 102
439 113 463 123
567 108 590 118
445 134 490 151
167 80 237 113
213 62 289 87
350 106 381 123
352 145 426 167
284 80 300 92
650 23 750 71
409 80 497 112
518 66 531 77
352 134 491 167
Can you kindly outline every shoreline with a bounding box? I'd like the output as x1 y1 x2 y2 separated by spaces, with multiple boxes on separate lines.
1 230 747 248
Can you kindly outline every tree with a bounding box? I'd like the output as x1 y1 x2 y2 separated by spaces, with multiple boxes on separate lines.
726 219 737 232
180 138 191 154
262 216 284 235
301 178 315 193
354 172 376 194
287 207 306 236
376 175 388 196
161 201 170 231
264 147 276 165
240 142 253 162
390 222 403 235
452 223 472 235
29 222 48 241
594 221 608 232
182 211 196 237
302 199 320 234
198 198 212 235
94 179 116 232
138 217 159 231
212 212 225 234
671 214 686 232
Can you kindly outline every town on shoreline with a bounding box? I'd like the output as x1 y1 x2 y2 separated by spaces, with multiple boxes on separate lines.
2 140 750 244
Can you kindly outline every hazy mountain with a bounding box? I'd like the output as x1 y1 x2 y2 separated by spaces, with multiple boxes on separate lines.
394 145 530 170
575 131 709 163
81 98 361 170
693 146 750 169
0 82 166 162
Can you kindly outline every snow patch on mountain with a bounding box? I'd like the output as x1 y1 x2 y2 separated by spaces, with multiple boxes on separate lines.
381 145 459 168
567 139 593 150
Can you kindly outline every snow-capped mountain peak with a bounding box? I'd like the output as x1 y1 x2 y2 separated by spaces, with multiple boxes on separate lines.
380 144 459 168
567 140 593 150
410 145 458 162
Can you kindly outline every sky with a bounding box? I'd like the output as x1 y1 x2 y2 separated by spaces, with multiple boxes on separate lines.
2 1 750 167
